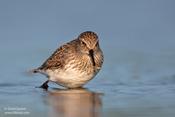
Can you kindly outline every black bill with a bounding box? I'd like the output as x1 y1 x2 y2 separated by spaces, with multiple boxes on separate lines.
89 49 95 66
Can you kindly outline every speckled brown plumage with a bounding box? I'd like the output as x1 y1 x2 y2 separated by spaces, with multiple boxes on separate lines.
38 39 78 70
33 31 104 89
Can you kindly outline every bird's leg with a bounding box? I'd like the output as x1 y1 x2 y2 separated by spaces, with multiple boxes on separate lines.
39 80 49 89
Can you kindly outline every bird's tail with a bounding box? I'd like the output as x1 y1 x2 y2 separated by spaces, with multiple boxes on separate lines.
23 68 40 77
26 68 49 77
33 69 38 73
28 68 40 74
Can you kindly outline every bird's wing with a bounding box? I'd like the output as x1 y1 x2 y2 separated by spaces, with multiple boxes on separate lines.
38 39 78 71
39 46 64 70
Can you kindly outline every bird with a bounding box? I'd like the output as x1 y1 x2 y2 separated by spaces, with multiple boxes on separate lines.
33 31 104 89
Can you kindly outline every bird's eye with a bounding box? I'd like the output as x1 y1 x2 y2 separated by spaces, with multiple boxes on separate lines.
81 41 86 45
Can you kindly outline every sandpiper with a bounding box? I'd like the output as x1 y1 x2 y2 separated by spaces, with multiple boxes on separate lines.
33 31 104 89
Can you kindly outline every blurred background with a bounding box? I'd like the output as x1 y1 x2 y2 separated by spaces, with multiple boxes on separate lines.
0 0 175 117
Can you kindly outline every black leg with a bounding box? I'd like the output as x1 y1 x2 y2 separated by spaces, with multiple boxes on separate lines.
39 80 49 89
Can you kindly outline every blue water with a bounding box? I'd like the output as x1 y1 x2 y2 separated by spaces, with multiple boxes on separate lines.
1 0 175 117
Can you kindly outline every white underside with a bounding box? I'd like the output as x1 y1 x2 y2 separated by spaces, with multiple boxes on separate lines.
45 68 95 88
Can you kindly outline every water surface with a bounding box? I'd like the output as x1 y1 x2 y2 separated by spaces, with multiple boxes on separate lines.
0 0 175 117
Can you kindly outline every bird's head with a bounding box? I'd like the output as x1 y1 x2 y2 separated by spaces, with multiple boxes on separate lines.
78 31 100 66
78 31 99 55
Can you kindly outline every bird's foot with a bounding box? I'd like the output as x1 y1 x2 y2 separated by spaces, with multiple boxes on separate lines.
38 80 49 90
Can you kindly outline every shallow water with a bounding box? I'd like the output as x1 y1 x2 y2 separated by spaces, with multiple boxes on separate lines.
1 0 175 117
1 47 175 117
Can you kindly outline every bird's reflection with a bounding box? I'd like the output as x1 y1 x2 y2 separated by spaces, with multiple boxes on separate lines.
46 88 103 117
